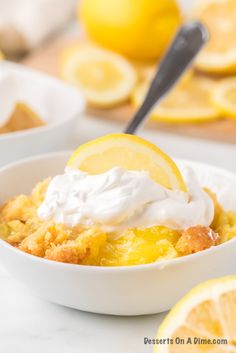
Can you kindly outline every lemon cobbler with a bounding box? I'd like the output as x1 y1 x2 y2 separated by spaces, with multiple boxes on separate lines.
0 134 236 266
0 102 45 134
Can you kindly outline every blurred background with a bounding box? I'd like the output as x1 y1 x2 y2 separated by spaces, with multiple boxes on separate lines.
0 0 236 146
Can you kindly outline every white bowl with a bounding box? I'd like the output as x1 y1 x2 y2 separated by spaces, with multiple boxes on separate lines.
0 152 236 316
0 61 85 166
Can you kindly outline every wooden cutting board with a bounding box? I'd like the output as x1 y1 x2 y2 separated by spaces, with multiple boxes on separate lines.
22 31 236 144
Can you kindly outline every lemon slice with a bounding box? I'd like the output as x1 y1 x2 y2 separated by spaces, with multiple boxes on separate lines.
194 0 236 74
211 78 236 120
61 44 137 107
67 133 186 191
155 276 236 353
132 77 220 123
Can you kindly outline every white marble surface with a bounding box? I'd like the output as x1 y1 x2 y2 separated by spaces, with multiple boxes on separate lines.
1 116 236 353
0 264 165 353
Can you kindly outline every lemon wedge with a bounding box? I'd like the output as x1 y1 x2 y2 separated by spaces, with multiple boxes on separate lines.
67 133 186 191
211 78 236 120
132 77 220 123
194 0 236 74
155 276 236 353
61 45 137 107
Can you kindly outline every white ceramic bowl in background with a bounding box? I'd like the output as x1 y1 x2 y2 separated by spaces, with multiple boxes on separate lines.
0 61 85 166
0 152 236 316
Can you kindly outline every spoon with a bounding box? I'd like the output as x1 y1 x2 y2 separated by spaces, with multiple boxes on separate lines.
124 21 209 134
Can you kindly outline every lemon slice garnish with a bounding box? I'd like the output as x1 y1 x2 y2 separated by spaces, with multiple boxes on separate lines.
67 133 186 192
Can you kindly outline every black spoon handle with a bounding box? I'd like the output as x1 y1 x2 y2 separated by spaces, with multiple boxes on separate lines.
124 21 209 134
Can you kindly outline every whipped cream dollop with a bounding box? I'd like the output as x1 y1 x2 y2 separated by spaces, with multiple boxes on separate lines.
38 166 214 233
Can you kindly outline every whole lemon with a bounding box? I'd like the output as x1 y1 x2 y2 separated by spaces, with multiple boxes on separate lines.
79 0 181 60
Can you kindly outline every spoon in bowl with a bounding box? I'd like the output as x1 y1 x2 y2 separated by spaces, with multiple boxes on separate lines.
124 21 209 135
